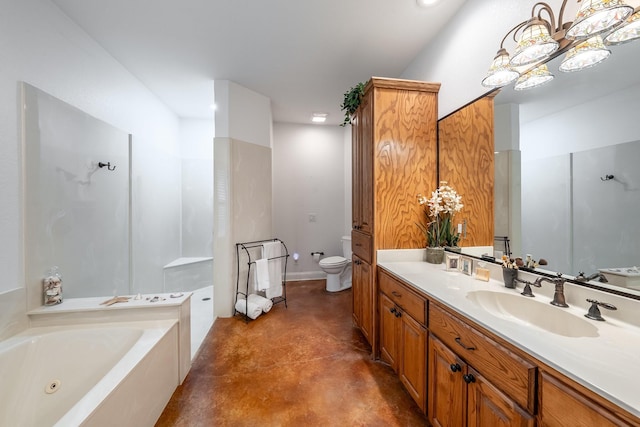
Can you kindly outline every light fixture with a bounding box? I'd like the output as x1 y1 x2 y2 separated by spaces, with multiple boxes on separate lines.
510 18 559 66
514 63 554 90
311 113 328 123
416 0 439 7
482 1 639 89
566 0 633 39
481 48 520 88
559 35 611 72
605 7 640 45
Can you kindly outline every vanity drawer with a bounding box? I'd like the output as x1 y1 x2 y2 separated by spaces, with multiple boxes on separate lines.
429 304 536 413
378 270 426 325
351 230 372 264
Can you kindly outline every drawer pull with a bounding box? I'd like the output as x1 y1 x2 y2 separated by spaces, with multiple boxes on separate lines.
391 291 401 298
455 337 476 351
450 363 461 373
463 373 476 384
390 307 397 315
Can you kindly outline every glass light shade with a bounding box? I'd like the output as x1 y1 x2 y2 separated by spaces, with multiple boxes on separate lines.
566 0 633 39
559 35 611 72
514 64 554 90
604 10 640 45
481 49 520 88
510 19 559 67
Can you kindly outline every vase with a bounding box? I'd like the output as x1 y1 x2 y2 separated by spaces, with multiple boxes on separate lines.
502 268 518 289
426 247 445 264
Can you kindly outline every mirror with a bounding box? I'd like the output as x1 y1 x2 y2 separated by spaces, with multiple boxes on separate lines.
465 40 640 297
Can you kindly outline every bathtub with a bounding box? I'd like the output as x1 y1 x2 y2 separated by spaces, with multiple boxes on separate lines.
0 320 179 427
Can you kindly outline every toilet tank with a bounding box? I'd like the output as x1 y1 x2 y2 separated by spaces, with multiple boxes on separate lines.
341 236 352 259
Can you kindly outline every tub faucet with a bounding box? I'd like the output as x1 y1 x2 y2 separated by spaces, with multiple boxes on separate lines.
533 273 569 307
575 271 608 283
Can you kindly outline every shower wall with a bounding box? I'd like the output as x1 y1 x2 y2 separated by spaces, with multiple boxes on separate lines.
522 140 640 274
23 83 131 308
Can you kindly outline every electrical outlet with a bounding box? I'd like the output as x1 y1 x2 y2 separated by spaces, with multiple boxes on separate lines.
308 213 317 222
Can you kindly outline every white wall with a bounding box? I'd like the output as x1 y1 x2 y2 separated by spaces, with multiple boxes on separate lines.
213 80 273 317
0 0 181 339
179 118 214 257
272 123 348 280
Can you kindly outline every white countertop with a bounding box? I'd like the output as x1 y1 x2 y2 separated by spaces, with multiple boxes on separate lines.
377 252 640 418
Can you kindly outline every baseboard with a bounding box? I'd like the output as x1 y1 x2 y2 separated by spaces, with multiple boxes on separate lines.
286 271 326 281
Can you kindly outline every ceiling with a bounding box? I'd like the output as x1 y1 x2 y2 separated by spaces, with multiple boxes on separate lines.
51 0 468 125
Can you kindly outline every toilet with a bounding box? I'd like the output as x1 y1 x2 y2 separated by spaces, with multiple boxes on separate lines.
319 236 352 292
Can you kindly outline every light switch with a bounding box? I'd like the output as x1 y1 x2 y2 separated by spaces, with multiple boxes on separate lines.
309 213 317 222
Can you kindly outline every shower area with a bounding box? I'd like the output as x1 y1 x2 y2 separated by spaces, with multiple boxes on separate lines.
23 83 214 358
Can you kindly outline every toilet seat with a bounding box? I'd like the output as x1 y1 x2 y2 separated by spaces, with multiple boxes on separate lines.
319 256 348 267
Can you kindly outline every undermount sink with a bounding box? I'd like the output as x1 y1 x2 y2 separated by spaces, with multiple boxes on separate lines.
466 290 599 338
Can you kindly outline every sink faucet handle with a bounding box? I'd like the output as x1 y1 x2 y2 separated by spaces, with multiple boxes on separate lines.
585 299 617 321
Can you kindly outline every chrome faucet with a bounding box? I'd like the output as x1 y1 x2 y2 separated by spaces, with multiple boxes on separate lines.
575 271 608 283
533 273 569 307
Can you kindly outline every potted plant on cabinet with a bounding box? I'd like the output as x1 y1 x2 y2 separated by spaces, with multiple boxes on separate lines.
340 81 367 126
417 181 464 264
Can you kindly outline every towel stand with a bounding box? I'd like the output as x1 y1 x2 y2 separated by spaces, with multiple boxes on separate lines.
234 238 289 321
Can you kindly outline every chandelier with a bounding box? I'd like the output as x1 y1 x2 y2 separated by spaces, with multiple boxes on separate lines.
482 0 640 90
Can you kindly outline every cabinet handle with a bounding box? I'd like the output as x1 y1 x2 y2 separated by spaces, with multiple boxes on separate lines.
390 307 397 315
355 243 362 247
463 373 476 384
450 363 461 373
455 337 476 351
391 291 401 298
395 310 402 318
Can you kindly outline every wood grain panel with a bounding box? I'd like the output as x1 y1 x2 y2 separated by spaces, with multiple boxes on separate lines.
374 87 438 249
438 96 494 246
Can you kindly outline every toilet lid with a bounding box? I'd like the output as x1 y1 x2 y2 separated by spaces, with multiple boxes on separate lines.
319 256 348 267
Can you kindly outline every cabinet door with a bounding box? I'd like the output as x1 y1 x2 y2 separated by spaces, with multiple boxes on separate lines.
467 367 534 427
400 311 427 414
540 371 632 427
379 292 399 371
352 256 373 346
352 105 362 231
351 255 362 328
429 335 466 427
359 92 373 235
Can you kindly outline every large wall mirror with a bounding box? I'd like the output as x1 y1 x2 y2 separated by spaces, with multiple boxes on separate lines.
465 39 640 298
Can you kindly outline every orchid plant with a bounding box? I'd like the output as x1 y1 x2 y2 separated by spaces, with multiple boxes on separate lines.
416 181 463 248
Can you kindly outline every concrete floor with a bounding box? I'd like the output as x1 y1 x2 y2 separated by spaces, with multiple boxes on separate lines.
156 280 428 426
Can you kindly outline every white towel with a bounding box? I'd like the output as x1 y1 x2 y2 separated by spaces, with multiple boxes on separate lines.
255 258 270 291
262 241 283 299
234 298 262 320
248 293 273 313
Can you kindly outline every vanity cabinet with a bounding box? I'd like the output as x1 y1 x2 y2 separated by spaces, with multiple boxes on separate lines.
378 269 428 413
428 303 536 426
429 335 534 427
539 370 639 427
351 77 439 354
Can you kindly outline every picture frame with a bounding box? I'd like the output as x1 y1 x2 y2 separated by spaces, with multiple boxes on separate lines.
445 253 460 271
460 256 473 276
475 267 490 282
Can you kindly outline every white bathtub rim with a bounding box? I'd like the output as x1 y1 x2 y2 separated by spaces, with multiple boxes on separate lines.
54 319 177 427
0 319 177 427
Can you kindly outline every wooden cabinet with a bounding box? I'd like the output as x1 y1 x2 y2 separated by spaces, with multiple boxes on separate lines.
378 269 428 413
351 77 439 354
428 303 536 427
429 334 535 427
438 95 495 247
352 254 373 344
539 370 639 427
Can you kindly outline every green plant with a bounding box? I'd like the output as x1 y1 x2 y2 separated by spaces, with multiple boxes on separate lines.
340 82 366 127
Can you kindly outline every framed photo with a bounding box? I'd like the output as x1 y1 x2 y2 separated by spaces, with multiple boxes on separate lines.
475 267 490 282
460 256 473 276
445 253 460 271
